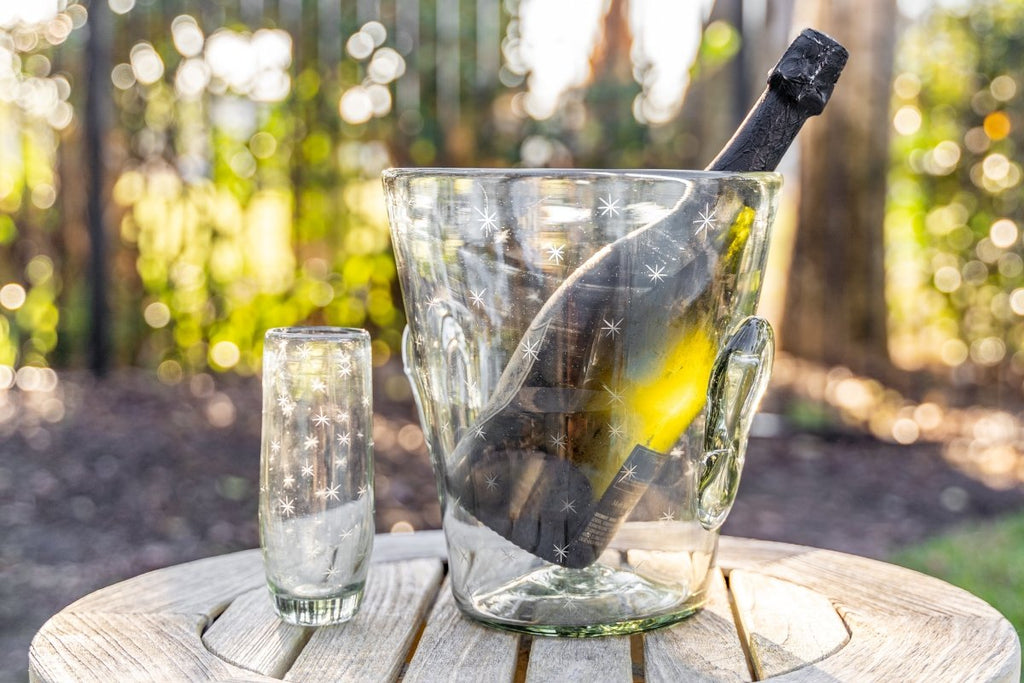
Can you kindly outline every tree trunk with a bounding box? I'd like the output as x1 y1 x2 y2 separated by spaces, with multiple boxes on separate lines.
781 0 897 381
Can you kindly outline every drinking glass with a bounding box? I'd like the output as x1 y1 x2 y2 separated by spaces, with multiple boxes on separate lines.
385 169 778 635
259 326 374 626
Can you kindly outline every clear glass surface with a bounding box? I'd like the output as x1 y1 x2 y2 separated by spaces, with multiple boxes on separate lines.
385 168 780 636
258 326 374 626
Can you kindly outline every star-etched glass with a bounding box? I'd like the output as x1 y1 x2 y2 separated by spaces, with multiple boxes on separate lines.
385 169 779 636
259 326 374 626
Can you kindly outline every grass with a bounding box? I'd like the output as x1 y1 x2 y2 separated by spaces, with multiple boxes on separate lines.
891 511 1024 651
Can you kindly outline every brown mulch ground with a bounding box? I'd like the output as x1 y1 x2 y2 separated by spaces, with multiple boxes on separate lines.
3 366 1024 679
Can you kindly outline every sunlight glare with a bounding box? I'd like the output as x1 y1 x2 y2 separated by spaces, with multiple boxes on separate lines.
171 15 204 57
0 1 58 28
512 0 606 120
129 42 164 85
628 0 713 123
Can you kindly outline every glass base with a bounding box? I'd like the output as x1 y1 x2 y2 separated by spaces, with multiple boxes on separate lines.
272 586 364 626
458 564 704 637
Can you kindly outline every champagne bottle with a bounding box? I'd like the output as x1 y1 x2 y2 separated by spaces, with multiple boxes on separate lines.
449 29 848 567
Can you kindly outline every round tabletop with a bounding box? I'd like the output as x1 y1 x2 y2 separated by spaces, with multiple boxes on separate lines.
29 531 1020 682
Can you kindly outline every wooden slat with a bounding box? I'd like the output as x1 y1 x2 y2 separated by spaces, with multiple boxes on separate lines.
373 529 447 563
202 587 309 678
774 611 1019 683
402 577 519 682
284 558 444 682
723 541 1021 682
69 548 264 615
28 613 276 683
717 536 809 572
729 569 849 679
644 569 751 682
525 635 632 682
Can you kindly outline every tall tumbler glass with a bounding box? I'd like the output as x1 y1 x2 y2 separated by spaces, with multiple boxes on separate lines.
385 169 779 636
259 326 374 626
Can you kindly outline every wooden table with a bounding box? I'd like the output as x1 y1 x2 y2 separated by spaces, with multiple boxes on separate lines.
29 531 1020 682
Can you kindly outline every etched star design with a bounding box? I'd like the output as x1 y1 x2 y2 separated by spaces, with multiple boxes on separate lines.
553 544 569 562
550 433 567 450
427 297 444 312
357 484 368 499
277 394 292 410
340 526 354 540
314 488 327 499
282 474 296 488
660 510 676 522
645 264 667 283
278 497 295 516
324 566 340 580
693 203 716 238
311 378 327 394
469 288 486 308
270 440 281 454
523 339 541 362
560 498 577 514
602 383 624 406
484 474 499 491
600 317 622 338
598 195 621 217
301 464 315 478
361 396 371 408
608 423 625 439
670 446 685 458
298 343 313 361
337 431 351 446
303 435 319 450
545 243 566 265
619 464 638 482
494 228 511 245
474 206 498 235
473 425 486 439
323 484 341 501
561 596 581 614
280 400 296 417
312 408 332 428
337 362 353 377
336 409 351 423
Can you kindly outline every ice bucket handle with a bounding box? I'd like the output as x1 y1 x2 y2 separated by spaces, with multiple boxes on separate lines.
697 316 775 530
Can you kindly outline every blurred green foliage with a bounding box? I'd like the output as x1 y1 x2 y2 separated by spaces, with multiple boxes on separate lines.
7 1 1024 392
887 1 1024 391
1 1 753 380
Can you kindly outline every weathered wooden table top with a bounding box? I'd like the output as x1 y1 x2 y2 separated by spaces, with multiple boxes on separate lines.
29 531 1020 682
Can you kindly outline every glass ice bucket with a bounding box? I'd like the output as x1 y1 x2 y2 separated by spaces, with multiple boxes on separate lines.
384 168 780 636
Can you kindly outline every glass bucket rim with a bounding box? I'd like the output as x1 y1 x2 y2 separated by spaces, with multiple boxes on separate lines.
382 167 782 188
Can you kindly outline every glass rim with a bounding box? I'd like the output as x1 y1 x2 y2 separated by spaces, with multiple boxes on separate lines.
382 166 782 185
265 326 370 342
